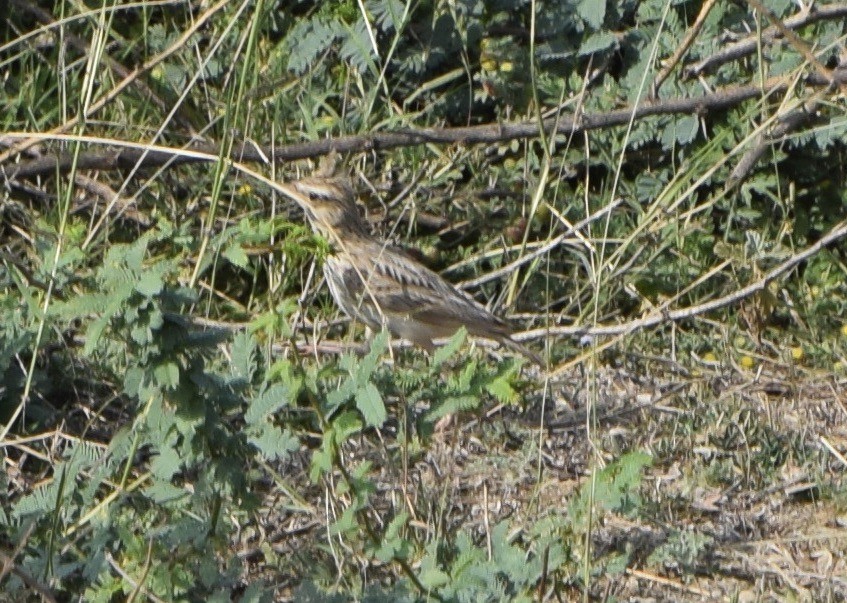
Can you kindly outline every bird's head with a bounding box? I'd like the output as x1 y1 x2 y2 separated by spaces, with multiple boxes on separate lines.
292 177 366 238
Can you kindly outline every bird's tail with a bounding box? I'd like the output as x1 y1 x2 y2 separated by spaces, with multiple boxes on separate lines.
500 336 545 367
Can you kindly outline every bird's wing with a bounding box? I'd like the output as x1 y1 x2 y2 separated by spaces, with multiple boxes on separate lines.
365 246 513 339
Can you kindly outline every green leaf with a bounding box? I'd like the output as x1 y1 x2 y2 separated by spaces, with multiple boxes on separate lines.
646 530 712 569
328 504 359 537
135 270 163 297
83 315 111 355
230 331 256 383
150 445 182 480
418 542 450 590
604 551 630 576
355 382 386 427
310 437 334 482
578 31 617 56
484 373 516 404
326 377 357 411
357 329 389 384
287 18 340 74
661 115 699 149
569 451 652 530
426 394 478 422
372 512 410 562
12 485 53 519
367 0 406 30
339 19 377 75
267 358 302 392
223 243 250 269
577 0 606 30
456 358 477 391
144 480 189 504
432 327 466 368
333 410 364 444
675 115 699 145
248 425 299 461
244 384 291 424
153 360 180 389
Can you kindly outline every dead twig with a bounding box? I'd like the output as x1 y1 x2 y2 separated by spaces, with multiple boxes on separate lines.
652 0 719 98
743 0 833 83
8 0 195 132
686 3 847 78
4 70 846 183
0 0 230 167
515 217 847 341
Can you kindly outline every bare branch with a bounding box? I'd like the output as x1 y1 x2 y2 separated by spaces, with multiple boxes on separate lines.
4 69 846 183
686 3 847 78
516 218 847 341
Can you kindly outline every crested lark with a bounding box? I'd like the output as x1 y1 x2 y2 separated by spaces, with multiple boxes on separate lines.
291 175 542 365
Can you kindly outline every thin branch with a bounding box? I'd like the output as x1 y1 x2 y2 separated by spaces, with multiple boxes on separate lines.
726 93 828 190
0 526 58 603
743 0 833 82
685 3 847 78
456 199 622 290
652 0 719 97
4 69 846 183
105 552 167 603
515 217 847 341
8 0 195 132
0 0 230 166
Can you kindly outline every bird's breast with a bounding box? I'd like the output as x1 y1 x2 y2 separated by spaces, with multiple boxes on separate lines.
322 257 382 330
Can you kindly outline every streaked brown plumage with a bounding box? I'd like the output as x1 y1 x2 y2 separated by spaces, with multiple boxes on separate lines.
291 175 541 364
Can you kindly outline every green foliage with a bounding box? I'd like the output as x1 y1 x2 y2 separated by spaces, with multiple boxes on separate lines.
3 0 847 600
419 522 561 602
569 452 653 531
647 530 713 573
385 328 526 423
2 215 307 598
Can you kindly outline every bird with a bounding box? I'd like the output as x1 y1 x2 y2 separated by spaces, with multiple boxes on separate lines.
289 171 542 366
